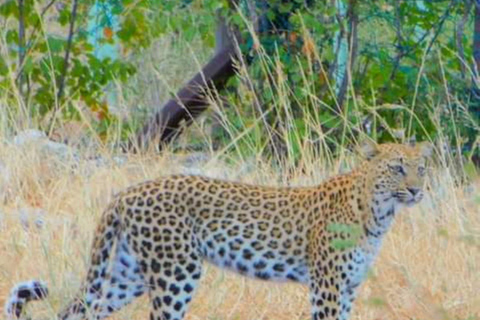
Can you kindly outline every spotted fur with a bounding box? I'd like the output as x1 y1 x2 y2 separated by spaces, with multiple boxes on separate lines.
5 142 432 320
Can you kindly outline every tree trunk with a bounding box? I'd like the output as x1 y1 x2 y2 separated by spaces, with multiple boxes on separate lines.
335 0 358 111
455 0 473 79
471 0 480 168
333 0 348 106
127 19 240 152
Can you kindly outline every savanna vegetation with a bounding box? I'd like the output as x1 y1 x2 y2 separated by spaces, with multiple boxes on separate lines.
0 1 479 319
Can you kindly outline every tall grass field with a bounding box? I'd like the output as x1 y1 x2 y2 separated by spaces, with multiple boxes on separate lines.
0 3 479 320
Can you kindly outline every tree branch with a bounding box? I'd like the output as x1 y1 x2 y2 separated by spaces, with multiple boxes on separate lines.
456 0 473 79
336 0 358 110
56 0 78 103
329 0 346 89
128 45 239 152
474 0 480 81
14 0 58 83
424 1 453 57
388 0 404 82
17 0 25 97
387 1 453 83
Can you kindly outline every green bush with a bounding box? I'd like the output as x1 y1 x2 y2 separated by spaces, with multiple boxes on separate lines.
0 0 477 165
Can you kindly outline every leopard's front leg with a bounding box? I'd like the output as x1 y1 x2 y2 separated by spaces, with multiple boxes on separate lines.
308 267 342 320
308 244 360 320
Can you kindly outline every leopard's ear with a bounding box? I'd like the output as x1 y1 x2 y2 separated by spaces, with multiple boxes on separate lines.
416 141 433 158
358 139 379 160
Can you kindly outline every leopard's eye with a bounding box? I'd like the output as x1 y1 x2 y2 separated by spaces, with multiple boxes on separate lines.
418 166 426 176
389 164 405 175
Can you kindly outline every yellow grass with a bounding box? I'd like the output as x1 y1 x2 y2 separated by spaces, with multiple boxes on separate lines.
0 140 478 320
0 8 479 320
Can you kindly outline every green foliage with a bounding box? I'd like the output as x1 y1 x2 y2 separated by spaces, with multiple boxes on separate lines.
0 0 137 136
0 0 232 138
0 0 223 138
365 297 387 308
1 0 477 157
217 0 478 162
327 222 362 250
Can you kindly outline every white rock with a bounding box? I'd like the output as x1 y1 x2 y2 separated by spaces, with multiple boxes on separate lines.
45 140 79 162
13 129 47 145
12 129 79 165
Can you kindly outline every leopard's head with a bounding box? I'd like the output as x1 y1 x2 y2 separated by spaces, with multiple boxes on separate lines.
360 141 433 207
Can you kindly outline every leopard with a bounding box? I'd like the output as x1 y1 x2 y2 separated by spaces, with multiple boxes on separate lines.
5 141 432 320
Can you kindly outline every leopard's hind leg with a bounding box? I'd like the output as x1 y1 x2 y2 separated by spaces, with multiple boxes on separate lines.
6 202 146 320
58 203 147 320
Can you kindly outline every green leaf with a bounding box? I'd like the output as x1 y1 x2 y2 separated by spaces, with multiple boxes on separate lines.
330 239 357 250
23 57 34 74
47 37 65 53
279 2 293 13
0 56 8 76
366 297 387 307
0 1 17 18
327 223 362 250
111 3 123 15
6 29 18 45
58 8 70 26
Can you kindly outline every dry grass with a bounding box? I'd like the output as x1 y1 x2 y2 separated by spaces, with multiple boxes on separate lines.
0 7 479 320
0 139 478 320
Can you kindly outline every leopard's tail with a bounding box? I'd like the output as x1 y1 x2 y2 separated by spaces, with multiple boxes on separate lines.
4 280 49 319
4 197 125 320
